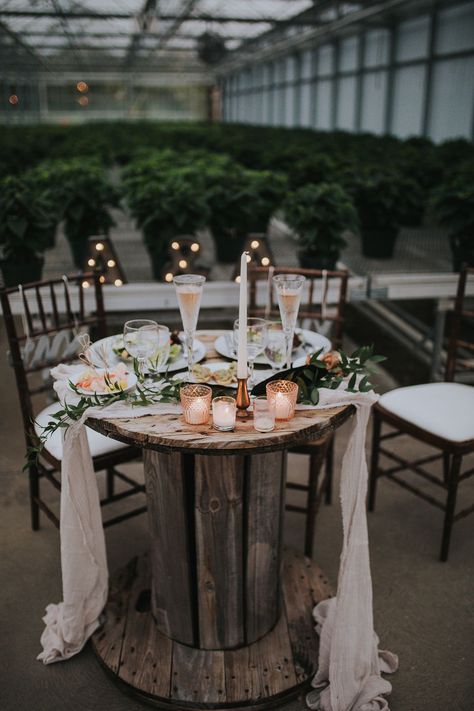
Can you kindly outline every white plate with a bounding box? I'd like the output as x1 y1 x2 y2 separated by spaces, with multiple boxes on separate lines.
172 361 268 389
68 368 137 397
91 335 206 374
214 329 331 366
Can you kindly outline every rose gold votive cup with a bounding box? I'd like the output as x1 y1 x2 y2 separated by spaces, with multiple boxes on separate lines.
180 384 212 425
266 380 298 420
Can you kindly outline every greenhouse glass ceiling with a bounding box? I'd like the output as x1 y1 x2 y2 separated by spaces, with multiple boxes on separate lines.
0 1 380 72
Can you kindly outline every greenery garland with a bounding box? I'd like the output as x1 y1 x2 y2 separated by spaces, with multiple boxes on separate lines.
27 346 385 467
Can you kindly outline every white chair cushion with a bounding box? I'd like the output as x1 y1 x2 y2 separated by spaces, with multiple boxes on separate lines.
379 382 474 443
34 402 129 461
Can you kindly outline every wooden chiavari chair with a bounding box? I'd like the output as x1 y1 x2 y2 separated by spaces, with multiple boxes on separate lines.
248 266 349 557
369 267 474 561
0 273 145 531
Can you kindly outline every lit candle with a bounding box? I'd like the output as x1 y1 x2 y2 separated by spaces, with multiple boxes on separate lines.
266 380 298 421
212 396 237 431
237 251 248 379
180 384 212 425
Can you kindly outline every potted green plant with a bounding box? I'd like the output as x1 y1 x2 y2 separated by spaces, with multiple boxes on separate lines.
206 166 287 264
30 159 120 269
346 172 405 259
283 183 358 270
431 174 474 271
122 165 210 279
0 175 56 286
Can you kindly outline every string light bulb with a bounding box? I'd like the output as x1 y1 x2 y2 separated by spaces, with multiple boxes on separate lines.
165 272 174 282
82 281 90 289
261 257 270 266
114 279 123 287
87 258 95 267
95 242 104 251
179 259 188 269
251 240 260 249
8 94 19 105
76 81 88 93
191 242 200 252
99 275 105 284
107 259 116 267
171 241 180 250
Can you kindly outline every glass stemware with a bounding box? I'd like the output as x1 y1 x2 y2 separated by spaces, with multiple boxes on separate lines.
233 317 267 386
272 274 306 369
264 321 287 374
173 274 206 379
123 320 169 381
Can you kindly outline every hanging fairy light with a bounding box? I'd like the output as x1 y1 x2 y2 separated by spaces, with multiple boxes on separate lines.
76 81 89 93
8 94 19 105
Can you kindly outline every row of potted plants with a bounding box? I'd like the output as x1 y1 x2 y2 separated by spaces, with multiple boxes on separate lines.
1 148 473 286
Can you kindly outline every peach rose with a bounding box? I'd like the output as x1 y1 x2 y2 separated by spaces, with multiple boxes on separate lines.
321 351 342 370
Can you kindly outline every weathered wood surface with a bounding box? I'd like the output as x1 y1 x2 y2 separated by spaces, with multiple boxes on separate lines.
245 451 286 643
143 450 195 646
92 549 333 710
87 330 353 456
194 454 245 649
143 449 287 651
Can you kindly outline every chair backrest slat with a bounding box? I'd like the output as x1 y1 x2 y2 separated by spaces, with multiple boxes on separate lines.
445 267 474 382
0 273 107 445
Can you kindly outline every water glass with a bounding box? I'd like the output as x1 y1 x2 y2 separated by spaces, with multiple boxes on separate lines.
253 396 276 433
123 319 168 380
264 322 287 373
233 317 268 386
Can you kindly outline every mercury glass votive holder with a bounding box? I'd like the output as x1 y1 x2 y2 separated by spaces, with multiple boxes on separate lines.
266 380 298 421
180 384 212 425
212 396 237 432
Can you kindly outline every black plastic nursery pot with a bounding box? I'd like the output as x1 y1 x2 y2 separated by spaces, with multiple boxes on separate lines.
360 228 399 259
298 251 338 271
213 229 246 264
449 234 474 273
0 255 44 287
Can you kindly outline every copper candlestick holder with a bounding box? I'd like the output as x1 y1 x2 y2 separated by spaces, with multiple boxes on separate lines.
236 377 251 418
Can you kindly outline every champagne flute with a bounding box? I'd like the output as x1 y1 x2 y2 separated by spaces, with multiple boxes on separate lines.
272 274 306 368
233 317 267 386
264 321 287 374
123 320 161 381
173 274 206 379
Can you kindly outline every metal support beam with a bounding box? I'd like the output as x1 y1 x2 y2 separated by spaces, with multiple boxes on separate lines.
421 5 439 137
0 19 50 71
124 0 158 67
383 22 398 134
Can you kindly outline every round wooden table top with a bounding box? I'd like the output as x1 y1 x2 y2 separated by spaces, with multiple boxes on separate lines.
88 330 353 456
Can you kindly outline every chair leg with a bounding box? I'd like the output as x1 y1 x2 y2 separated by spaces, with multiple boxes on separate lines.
440 454 461 562
304 442 329 559
324 435 334 505
29 465 40 531
368 411 382 512
106 468 115 498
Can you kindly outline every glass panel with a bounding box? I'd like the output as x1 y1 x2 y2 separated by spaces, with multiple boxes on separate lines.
336 76 357 130
391 65 426 137
360 71 388 134
436 3 474 54
428 57 474 141
397 15 430 61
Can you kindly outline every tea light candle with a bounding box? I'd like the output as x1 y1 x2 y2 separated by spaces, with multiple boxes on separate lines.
212 396 237 431
266 380 298 421
180 384 212 425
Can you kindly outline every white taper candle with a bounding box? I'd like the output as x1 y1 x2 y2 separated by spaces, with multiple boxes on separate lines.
237 251 248 379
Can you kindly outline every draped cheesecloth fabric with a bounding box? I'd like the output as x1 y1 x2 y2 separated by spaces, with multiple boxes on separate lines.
37 364 181 664
301 390 398 711
38 365 397 711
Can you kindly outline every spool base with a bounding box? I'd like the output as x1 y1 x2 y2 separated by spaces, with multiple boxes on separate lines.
91 549 332 710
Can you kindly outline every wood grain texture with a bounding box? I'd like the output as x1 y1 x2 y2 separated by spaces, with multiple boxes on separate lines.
118 555 172 697
194 454 245 649
245 451 286 643
92 550 330 710
143 449 195 646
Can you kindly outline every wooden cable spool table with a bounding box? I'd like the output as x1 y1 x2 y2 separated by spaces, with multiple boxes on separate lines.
89 332 353 709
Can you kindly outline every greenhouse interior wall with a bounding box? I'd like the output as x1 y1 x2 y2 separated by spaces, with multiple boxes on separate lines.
220 1 474 142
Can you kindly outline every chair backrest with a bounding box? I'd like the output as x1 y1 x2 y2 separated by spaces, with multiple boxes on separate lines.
248 266 349 350
445 266 474 382
0 273 106 443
